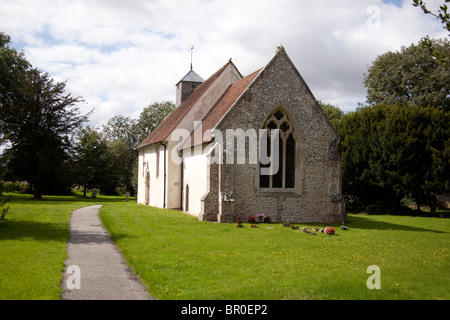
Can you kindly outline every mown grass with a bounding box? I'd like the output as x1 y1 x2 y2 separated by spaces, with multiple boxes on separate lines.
99 202 449 300
1 193 448 300
0 192 129 300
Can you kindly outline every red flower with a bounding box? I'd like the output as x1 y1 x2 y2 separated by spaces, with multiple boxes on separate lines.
325 227 335 235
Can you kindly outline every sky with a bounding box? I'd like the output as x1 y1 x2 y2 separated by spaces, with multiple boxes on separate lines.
0 0 447 127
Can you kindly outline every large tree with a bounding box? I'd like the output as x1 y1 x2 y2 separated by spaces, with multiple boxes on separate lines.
1 67 88 198
363 38 450 110
336 104 450 211
73 127 117 196
102 115 140 195
0 32 28 152
1 32 90 198
0 32 29 109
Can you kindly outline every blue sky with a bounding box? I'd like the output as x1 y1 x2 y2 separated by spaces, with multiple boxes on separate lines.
0 0 447 127
383 0 404 6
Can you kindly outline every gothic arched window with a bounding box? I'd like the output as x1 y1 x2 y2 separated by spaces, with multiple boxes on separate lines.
259 108 297 189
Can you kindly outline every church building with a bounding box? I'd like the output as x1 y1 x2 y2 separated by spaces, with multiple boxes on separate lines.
136 46 346 223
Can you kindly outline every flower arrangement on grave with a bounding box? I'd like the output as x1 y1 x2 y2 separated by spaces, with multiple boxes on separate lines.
282 221 291 228
325 227 335 235
247 216 256 223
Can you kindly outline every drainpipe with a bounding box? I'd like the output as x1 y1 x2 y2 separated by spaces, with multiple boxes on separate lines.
178 148 184 210
180 157 184 210
161 141 167 209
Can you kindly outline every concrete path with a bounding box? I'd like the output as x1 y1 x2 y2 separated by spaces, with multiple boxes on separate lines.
62 205 152 300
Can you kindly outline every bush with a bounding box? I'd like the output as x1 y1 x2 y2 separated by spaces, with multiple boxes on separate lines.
2 181 29 193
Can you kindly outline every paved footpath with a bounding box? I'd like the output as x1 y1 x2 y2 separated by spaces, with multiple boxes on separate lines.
62 205 152 300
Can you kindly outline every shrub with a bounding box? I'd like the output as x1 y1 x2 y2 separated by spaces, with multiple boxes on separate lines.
2 181 29 193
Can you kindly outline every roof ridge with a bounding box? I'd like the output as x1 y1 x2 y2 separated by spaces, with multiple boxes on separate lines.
210 68 263 129
180 68 262 150
200 68 262 127
136 60 240 150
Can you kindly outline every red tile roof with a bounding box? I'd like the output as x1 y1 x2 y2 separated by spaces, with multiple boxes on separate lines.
181 68 262 150
136 60 235 149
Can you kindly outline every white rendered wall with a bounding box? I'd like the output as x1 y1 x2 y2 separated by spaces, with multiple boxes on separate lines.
137 142 182 209
137 144 164 208
165 141 182 209
182 147 209 217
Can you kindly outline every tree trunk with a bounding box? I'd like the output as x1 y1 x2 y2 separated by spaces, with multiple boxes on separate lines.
33 183 43 199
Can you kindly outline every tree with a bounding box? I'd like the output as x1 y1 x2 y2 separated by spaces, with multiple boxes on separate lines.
1 32 90 198
102 116 140 195
135 101 175 142
98 101 175 195
363 38 450 110
0 32 30 110
73 127 118 196
0 32 29 150
413 0 450 33
318 101 344 128
0 136 10 222
0 68 89 198
336 104 450 212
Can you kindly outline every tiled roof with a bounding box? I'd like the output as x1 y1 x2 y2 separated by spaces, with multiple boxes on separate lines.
136 61 234 150
181 68 262 150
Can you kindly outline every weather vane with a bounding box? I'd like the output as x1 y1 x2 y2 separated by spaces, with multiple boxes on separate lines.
190 44 194 70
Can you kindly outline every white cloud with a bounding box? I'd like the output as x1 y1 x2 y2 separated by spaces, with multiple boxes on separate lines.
0 0 447 125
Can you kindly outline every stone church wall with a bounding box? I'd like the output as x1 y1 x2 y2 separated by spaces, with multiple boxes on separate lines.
209 49 346 223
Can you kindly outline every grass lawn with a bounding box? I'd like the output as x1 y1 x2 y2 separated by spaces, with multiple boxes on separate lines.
1 193 448 300
99 202 450 300
0 192 129 300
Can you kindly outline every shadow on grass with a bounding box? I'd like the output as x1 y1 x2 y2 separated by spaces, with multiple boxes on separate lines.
5 193 135 205
348 214 448 234
0 219 69 242
67 229 139 245
0 193 136 241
